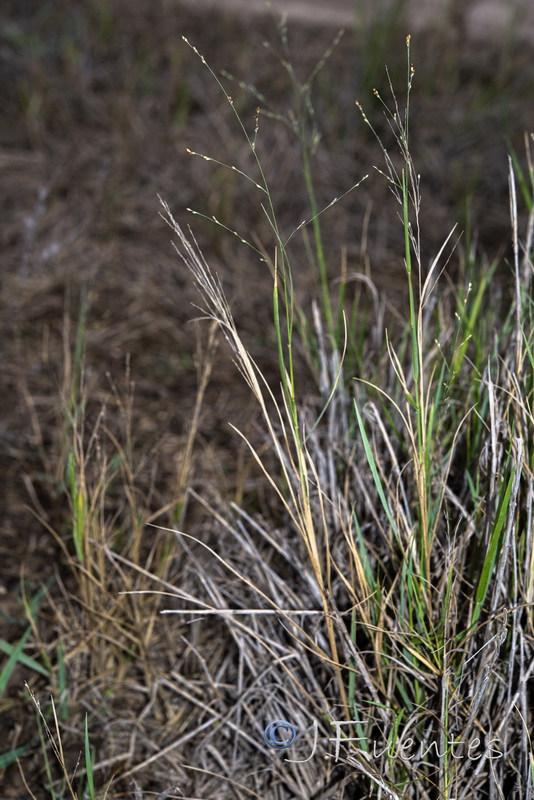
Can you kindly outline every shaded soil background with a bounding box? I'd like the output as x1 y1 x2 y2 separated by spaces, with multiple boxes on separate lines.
1 0 533 796
180 0 534 43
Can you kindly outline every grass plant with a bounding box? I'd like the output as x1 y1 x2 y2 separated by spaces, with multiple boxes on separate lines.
155 33 534 800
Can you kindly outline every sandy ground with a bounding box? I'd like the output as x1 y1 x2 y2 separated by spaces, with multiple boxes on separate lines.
178 0 534 42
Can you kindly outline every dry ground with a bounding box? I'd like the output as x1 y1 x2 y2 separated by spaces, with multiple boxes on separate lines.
1 0 533 797
178 0 534 43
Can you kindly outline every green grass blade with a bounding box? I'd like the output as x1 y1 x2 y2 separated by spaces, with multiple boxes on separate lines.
58 640 68 721
471 468 515 629
0 637 49 678
0 741 35 769
353 509 377 594
85 714 95 800
354 397 401 545
0 625 32 696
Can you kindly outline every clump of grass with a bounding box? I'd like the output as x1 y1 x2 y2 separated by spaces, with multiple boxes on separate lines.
8 294 215 797
155 33 534 800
